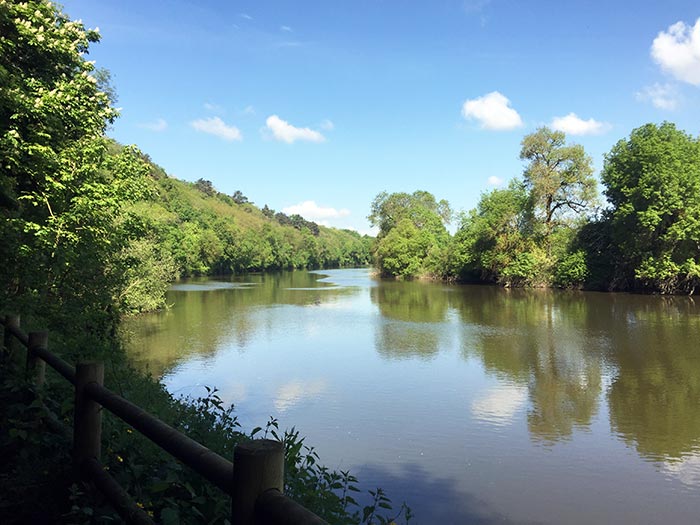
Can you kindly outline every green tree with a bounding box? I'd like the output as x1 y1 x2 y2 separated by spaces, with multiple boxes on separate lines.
451 181 545 285
0 1 145 334
601 122 700 293
369 191 451 278
520 127 597 245
369 190 452 238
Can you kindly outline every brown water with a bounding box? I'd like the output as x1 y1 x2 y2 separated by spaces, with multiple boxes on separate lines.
122 269 700 524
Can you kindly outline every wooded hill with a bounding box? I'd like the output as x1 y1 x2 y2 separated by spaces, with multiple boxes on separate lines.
118 143 372 311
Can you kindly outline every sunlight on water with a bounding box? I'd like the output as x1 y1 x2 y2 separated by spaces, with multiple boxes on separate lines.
123 269 700 524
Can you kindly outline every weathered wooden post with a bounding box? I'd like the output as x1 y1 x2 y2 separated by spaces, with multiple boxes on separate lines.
3 314 20 361
27 331 48 387
232 439 285 525
74 362 105 468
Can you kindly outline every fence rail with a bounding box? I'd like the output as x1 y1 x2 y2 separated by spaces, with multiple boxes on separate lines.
1 314 326 525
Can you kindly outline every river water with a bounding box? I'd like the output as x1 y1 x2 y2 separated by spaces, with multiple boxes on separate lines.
122 268 700 524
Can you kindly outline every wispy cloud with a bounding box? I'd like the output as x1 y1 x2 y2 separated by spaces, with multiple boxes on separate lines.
635 83 680 110
282 200 350 220
651 18 700 85
550 113 610 135
487 176 504 186
204 102 224 112
264 115 325 143
239 13 253 20
138 118 167 132
241 105 255 116
276 41 303 48
319 119 334 131
190 116 242 141
462 91 523 131
463 0 492 26
463 0 492 13
280 25 292 32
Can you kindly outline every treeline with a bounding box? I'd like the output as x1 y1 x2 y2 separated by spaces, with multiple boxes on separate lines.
120 147 371 312
0 14 371 321
372 124 700 295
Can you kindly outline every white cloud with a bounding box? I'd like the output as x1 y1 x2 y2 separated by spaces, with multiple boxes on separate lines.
280 25 292 32
265 115 325 143
487 176 503 186
204 102 223 112
651 18 700 85
635 83 680 110
282 200 350 220
550 113 610 135
319 119 334 131
190 116 242 141
239 13 253 20
462 91 523 131
138 118 167 132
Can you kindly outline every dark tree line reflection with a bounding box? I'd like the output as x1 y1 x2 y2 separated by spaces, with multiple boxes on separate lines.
124 270 700 463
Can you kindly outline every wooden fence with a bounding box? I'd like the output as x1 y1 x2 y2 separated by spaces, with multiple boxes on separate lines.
1 314 326 525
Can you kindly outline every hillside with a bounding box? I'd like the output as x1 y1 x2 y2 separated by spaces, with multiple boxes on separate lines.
115 144 372 310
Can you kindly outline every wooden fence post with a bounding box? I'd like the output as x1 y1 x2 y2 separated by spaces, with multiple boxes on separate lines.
74 362 105 468
232 439 285 525
3 314 20 361
27 331 48 387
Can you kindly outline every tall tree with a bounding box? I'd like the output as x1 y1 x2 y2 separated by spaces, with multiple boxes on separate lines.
601 122 700 293
520 127 597 243
369 190 452 239
0 1 154 334
369 190 451 278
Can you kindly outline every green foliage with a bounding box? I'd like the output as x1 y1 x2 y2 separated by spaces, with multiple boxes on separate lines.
369 191 451 279
450 181 540 285
450 128 597 288
601 122 700 293
554 250 589 288
520 127 597 234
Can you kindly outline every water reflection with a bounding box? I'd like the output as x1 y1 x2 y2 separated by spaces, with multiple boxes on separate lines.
471 384 528 426
664 454 700 487
453 288 602 443
274 378 328 412
605 297 700 461
371 280 450 359
123 270 700 522
121 271 361 376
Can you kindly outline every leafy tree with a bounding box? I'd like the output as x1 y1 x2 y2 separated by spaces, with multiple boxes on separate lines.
232 190 249 205
194 178 215 196
601 122 700 293
0 1 141 334
369 190 452 238
451 181 543 285
451 129 596 287
520 127 597 245
369 191 451 278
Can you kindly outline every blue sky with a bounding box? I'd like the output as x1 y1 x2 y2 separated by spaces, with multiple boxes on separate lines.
62 0 700 234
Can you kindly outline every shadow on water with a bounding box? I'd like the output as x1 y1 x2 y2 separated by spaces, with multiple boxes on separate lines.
353 462 544 525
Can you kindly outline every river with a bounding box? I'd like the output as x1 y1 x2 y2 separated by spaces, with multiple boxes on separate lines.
122 268 700 524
